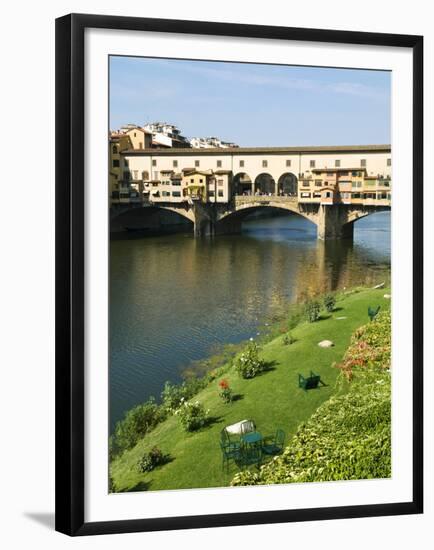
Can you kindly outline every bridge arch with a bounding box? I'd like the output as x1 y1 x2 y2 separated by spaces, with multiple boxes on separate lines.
110 204 195 233
336 206 391 239
232 172 253 196
345 205 391 226
216 201 318 235
254 173 276 196
278 172 298 196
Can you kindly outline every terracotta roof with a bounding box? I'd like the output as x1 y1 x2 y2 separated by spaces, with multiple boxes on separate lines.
124 126 152 135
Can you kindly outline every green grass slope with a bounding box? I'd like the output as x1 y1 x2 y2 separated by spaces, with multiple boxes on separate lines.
111 287 390 492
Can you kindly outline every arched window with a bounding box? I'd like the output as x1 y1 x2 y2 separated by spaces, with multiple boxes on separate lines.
254 173 275 195
112 145 117 154
278 173 298 196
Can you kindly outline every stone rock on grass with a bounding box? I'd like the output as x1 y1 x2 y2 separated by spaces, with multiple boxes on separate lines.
318 340 334 348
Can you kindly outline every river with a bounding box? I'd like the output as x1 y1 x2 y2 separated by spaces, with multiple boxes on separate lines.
110 211 390 430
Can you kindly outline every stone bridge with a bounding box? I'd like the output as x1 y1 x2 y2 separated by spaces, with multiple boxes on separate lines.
111 196 390 240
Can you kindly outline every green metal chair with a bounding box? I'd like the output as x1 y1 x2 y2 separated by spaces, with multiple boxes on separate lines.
240 420 256 435
262 429 285 455
220 441 241 472
368 305 381 321
220 429 241 472
238 443 262 469
298 371 324 391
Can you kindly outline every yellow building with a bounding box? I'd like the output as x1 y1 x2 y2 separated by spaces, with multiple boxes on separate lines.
182 170 214 201
123 126 152 150
109 133 133 204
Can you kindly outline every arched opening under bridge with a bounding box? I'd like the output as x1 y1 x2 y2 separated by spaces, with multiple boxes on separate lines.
348 209 391 245
110 205 194 236
216 205 317 238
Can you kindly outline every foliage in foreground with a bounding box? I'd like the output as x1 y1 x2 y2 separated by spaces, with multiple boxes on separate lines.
282 332 295 346
111 370 227 458
323 294 336 313
305 300 321 322
137 446 166 473
231 313 391 487
336 310 391 380
235 340 266 379
175 400 210 432
110 398 166 457
218 379 233 403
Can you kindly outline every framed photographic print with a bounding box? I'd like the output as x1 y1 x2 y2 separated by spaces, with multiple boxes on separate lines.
55 13 423 536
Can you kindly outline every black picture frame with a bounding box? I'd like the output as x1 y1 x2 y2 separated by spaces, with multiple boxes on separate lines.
55 13 424 536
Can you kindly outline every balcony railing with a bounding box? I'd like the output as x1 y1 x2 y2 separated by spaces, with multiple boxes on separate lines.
234 195 298 204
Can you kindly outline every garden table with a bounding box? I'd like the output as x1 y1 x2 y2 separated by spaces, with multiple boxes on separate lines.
240 431 263 468
241 431 263 446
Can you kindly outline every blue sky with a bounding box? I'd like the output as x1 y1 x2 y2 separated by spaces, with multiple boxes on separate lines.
109 57 391 147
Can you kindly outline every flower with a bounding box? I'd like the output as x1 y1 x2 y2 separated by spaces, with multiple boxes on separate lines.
219 379 230 390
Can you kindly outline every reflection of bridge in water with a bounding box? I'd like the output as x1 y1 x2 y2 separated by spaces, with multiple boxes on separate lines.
112 195 390 240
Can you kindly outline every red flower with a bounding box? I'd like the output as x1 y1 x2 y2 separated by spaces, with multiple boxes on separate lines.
219 379 229 390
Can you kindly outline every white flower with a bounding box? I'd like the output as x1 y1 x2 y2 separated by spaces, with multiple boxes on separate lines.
249 337 254 341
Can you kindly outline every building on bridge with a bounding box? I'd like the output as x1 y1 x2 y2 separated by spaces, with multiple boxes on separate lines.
113 144 391 207
298 167 391 206
110 144 391 240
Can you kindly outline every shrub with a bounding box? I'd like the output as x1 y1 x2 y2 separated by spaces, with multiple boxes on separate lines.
305 300 321 322
175 400 210 432
336 310 391 380
111 398 165 455
160 381 186 412
137 446 165 473
235 340 266 379
323 294 336 312
161 377 208 413
283 332 295 346
218 379 233 403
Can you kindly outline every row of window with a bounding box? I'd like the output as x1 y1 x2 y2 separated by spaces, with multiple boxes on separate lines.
299 192 390 199
145 158 392 169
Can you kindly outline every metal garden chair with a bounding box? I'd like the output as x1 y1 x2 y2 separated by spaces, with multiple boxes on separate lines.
368 305 381 321
220 429 241 472
240 420 256 435
262 429 285 456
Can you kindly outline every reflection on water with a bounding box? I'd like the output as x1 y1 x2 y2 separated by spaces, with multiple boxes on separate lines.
110 211 390 430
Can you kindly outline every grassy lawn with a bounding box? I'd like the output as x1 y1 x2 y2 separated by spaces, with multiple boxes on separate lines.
111 287 391 492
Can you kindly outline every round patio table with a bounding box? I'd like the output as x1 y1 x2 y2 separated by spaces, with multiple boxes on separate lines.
241 431 263 445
